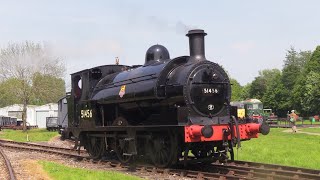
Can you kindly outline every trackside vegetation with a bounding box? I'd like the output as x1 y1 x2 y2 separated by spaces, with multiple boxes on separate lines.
231 46 320 118
39 161 142 180
237 128 320 169
0 129 58 142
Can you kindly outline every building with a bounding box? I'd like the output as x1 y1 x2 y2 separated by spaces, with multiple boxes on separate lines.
57 96 68 128
0 103 58 128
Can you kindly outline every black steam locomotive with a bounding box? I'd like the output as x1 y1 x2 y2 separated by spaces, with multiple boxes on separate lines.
66 29 269 167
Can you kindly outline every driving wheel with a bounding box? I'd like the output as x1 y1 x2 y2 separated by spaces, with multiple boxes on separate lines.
86 136 106 159
148 131 178 167
115 137 132 163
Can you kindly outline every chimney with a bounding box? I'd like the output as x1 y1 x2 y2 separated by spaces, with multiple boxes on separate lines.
186 29 207 61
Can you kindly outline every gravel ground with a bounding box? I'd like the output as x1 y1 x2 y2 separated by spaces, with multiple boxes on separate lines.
34 135 76 149
0 136 192 180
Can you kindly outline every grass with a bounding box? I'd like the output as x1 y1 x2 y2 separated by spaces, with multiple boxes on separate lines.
296 121 320 125
39 161 142 180
237 128 320 169
299 127 320 133
0 129 58 142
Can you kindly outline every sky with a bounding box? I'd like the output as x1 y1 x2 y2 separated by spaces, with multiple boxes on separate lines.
0 0 319 86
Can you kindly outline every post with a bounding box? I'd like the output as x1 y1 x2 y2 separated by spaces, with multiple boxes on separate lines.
115 57 119 65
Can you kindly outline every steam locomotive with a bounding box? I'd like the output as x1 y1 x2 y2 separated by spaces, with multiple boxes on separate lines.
66 29 269 167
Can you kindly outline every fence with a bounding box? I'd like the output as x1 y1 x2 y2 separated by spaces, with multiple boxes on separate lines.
269 117 320 127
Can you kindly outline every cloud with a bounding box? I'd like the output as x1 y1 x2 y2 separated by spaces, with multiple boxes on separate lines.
68 16 100 24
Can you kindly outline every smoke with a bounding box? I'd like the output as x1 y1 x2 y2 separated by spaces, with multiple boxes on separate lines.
175 21 196 34
146 16 196 35
45 39 124 92
48 39 123 59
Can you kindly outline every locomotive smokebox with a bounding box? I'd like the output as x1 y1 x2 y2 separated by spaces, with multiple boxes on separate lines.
186 29 207 61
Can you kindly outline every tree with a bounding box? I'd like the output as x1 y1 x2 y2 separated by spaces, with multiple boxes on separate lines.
240 83 251 100
32 73 66 105
0 78 22 107
293 46 320 116
248 69 281 100
240 47 312 116
0 41 65 130
230 78 243 101
248 76 266 100
259 69 281 85
304 46 320 73
258 48 311 116
301 72 320 114
262 72 289 116
282 47 311 92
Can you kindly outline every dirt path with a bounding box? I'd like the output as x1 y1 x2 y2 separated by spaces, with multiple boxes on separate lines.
282 128 320 136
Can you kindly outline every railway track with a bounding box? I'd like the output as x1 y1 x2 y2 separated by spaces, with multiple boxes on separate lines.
186 160 320 179
0 146 16 180
0 139 87 155
0 139 88 160
0 139 319 179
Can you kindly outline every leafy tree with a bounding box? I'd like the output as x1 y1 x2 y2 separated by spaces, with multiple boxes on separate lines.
0 78 22 107
0 41 65 130
281 47 311 110
262 72 289 116
304 46 320 73
238 47 312 117
282 47 311 92
240 83 251 100
293 46 320 116
230 78 243 101
259 69 281 86
248 69 281 100
297 50 312 69
248 76 266 100
32 73 65 105
300 72 320 114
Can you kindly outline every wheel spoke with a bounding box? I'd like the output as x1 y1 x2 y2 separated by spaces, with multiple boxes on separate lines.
87 137 105 159
115 138 132 163
149 132 177 167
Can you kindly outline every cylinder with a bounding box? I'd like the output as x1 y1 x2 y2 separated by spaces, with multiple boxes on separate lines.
186 29 207 61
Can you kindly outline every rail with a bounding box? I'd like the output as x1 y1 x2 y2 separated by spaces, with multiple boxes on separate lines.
1 139 320 179
0 146 16 180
